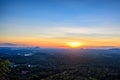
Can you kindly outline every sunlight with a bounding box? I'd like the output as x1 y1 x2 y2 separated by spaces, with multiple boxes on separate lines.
66 41 83 48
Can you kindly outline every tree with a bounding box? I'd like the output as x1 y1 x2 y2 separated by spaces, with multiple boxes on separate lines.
0 59 10 80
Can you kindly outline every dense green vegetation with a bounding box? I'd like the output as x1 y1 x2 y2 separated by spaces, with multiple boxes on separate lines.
0 59 10 80
8 64 120 80
0 48 120 80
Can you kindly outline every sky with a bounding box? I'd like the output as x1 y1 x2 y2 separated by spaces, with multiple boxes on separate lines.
0 0 120 48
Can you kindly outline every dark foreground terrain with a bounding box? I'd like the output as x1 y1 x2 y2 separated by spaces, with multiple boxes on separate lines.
0 47 120 80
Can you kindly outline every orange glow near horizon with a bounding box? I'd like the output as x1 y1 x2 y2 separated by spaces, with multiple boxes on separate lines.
0 36 120 48
66 42 84 48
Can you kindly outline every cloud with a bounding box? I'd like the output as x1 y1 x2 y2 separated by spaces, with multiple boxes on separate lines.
0 43 23 47
58 26 120 35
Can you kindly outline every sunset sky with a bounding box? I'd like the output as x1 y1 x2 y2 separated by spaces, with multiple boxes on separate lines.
0 0 120 48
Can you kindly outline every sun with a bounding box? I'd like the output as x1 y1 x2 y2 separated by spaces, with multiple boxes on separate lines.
66 41 83 48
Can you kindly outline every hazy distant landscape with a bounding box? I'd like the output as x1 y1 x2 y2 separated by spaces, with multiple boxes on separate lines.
0 47 120 80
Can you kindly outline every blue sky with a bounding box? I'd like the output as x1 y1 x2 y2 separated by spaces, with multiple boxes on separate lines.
1 0 120 26
0 0 120 47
